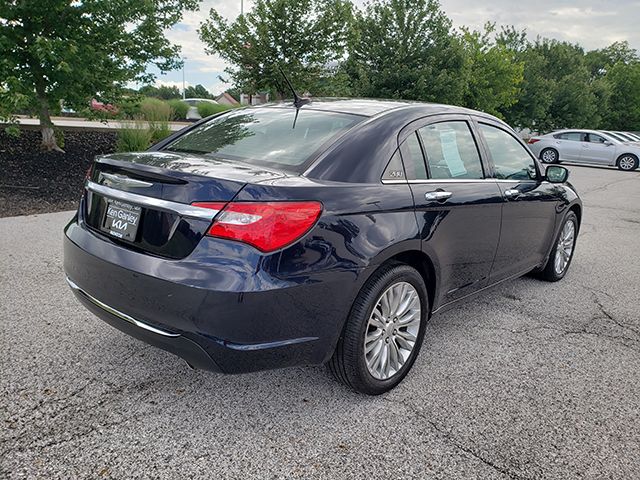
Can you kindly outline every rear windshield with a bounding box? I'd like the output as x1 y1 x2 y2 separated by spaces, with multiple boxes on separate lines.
164 107 363 171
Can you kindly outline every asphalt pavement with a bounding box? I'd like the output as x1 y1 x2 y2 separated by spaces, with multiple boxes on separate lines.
1 164 639 479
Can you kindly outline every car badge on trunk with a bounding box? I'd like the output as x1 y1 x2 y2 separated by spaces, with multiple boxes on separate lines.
99 172 153 188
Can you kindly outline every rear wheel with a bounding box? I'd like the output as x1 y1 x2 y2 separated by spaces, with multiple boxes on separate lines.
540 148 559 164
328 263 428 395
535 212 578 282
617 154 638 171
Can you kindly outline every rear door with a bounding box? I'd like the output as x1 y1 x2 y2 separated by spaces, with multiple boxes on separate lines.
475 120 559 280
554 131 586 160
396 115 503 306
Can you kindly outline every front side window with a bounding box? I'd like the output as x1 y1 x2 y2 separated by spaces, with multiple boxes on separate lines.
417 121 484 179
555 132 585 142
479 124 537 181
588 133 608 144
165 107 363 171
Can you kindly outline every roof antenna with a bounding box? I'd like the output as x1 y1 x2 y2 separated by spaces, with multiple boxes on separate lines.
278 66 311 129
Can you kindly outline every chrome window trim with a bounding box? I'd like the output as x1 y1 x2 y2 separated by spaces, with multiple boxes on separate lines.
381 178 538 185
86 180 220 221
66 277 181 337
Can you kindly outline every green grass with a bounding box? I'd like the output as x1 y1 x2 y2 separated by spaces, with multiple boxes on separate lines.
116 120 153 152
140 98 173 142
167 99 189 120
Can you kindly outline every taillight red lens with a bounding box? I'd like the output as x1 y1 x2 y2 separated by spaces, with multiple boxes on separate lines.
193 201 323 252
528 138 540 144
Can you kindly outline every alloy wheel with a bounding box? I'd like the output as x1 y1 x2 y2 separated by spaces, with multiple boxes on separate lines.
541 149 557 163
364 281 421 380
554 220 575 275
619 156 636 171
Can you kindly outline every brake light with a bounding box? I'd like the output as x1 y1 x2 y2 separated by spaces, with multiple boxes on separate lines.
528 138 540 144
193 201 323 252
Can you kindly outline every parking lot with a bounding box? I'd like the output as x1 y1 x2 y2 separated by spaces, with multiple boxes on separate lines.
1 165 639 479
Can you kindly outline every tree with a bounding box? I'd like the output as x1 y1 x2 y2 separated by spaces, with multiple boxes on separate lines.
139 84 182 100
585 41 639 78
459 23 523 117
185 84 215 99
602 62 640 130
199 0 353 99
344 0 466 104
0 0 199 151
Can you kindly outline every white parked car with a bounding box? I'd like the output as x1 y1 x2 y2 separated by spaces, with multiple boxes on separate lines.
528 129 640 171
184 98 219 120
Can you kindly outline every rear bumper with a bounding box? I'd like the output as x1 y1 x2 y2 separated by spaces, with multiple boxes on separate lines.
63 215 362 374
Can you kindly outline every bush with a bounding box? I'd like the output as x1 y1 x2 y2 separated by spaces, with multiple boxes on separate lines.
140 97 173 142
197 101 231 118
116 120 153 152
168 99 189 120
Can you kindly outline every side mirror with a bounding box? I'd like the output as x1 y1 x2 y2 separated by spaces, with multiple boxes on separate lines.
545 165 569 183
604 141 614 146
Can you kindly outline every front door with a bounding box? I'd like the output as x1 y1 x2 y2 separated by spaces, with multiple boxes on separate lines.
475 121 560 280
581 133 616 165
398 117 503 307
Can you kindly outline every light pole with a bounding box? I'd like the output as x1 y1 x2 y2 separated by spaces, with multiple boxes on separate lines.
241 0 243 15
182 57 187 100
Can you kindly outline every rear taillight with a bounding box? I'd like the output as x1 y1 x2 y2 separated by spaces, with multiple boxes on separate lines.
193 201 323 252
528 138 540 144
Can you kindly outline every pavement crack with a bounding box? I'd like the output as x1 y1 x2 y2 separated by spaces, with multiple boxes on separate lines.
383 397 527 480
592 295 640 337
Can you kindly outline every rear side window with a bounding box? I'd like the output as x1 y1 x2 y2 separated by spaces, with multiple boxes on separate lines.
400 133 428 180
417 121 484 179
165 107 363 171
479 124 537 181
382 150 406 181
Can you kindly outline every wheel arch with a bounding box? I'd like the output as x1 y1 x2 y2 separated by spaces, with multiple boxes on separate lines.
381 250 437 316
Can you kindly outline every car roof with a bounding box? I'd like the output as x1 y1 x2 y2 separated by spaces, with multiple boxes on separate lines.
263 97 492 119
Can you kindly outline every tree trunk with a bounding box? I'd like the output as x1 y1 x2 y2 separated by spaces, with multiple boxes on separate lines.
38 96 64 153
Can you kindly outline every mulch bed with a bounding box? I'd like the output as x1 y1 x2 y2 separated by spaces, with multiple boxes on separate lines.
0 129 117 217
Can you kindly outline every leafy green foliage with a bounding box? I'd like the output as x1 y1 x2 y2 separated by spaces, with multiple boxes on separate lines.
601 62 640 130
0 0 199 150
459 24 524 117
185 84 215 99
199 0 353 98
139 84 182 100
197 102 232 118
168 99 190 120
345 0 466 104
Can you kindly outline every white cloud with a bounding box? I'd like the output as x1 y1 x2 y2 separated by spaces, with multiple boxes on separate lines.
155 0 640 91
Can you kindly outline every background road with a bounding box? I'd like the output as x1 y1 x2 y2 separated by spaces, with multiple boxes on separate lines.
1 165 639 479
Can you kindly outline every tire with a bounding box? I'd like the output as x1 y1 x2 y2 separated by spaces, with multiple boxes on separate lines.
328 262 429 395
617 154 639 171
535 212 578 282
540 148 559 164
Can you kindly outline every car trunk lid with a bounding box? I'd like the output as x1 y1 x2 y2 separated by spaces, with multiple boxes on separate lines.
83 151 287 258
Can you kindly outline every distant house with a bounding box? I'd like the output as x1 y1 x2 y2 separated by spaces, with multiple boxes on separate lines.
240 92 270 106
215 92 240 107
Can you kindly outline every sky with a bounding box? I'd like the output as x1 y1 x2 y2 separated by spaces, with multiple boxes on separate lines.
152 0 640 95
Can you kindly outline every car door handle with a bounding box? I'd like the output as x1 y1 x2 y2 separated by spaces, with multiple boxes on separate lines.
504 189 520 199
424 190 453 202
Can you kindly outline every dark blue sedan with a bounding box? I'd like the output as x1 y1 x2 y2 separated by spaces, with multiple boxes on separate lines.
64 99 582 394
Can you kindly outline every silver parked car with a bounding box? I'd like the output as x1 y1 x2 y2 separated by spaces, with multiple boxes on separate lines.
528 129 640 171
